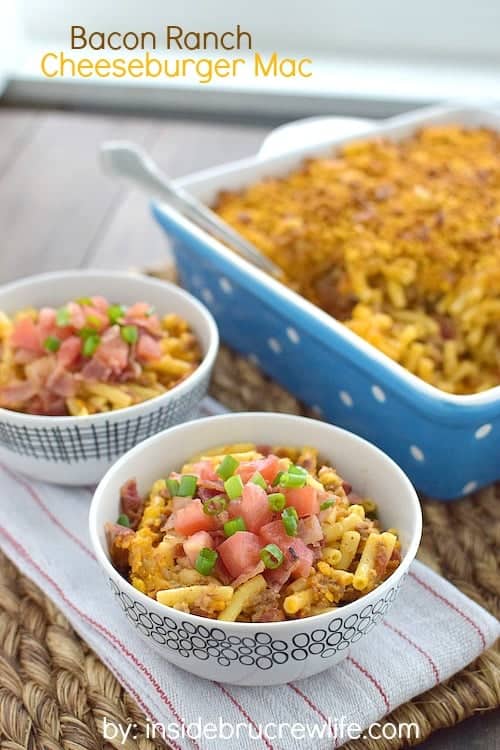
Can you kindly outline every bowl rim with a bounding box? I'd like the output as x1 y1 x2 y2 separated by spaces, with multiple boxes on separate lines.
154 103 500 408
89 411 423 632
0 269 219 425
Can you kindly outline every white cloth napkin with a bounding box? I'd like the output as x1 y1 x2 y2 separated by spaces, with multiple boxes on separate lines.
0 399 498 750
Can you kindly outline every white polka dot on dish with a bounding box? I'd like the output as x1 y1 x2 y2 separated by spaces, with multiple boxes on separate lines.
201 288 214 304
371 385 386 403
462 481 478 495
339 390 353 407
219 277 232 294
268 337 282 354
410 445 425 462
474 424 492 440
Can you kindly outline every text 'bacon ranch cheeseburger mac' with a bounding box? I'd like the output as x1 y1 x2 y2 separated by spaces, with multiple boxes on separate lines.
106 443 401 623
0 297 201 416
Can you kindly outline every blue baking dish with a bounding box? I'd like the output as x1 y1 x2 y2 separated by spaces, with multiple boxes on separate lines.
152 105 500 499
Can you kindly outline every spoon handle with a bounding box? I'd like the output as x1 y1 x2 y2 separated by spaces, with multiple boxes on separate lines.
100 141 280 276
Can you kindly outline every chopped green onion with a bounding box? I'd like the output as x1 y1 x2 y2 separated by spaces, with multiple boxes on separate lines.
44 335 60 353
288 464 308 476
260 543 284 569
56 306 70 326
282 506 299 536
76 296 92 305
86 313 101 328
108 304 126 324
223 516 246 537
268 492 286 512
83 334 100 357
121 325 139 344
145 305 155 317
224 474 244 500
272 471 285 487
195 548 218 576
203 495 228 516
250 472 267 489
116 513 130 527
177 474 197 497
320 499 335 511
166 478 180 497
280 471 306 489
78 327 95 340
216 454 239 480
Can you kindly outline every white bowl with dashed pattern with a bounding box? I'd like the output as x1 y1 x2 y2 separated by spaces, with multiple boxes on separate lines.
0 270 218 485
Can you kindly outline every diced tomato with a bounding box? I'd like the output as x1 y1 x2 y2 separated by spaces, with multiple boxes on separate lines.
57 336 82 368
236 454 280 484
285 486 319 517
227 500 243 518
240 483 273 533
287 538 314 578
183 530 213 566
260 521 314 579
174 499 218 536
10 317 42 353
259 519 289 548
191 460 219 482
217 531 261 579
136 333 162 363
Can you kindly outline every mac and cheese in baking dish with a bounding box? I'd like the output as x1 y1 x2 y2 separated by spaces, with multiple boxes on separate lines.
214 125 500 395
106 443 401 622
0 296 201 416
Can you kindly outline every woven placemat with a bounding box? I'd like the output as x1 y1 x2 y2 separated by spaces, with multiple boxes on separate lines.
0 347 498 749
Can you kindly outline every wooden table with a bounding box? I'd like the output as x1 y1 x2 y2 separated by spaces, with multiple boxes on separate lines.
0 105 497 749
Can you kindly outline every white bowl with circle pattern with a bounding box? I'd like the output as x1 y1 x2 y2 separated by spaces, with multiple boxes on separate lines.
0 270 218 485
89 412 422 686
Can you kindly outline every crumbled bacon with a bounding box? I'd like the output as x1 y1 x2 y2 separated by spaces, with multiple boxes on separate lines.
119 478 144 530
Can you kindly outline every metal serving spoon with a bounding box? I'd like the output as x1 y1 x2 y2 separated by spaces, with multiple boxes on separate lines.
100 141 280 276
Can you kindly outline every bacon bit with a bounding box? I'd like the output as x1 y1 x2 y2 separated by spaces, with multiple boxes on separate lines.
298 515 324 545
13 348 39 365
90 296 109 312
231 561 265 589
197 486 224 503
374 543 391 577
256 444 272 456
342 481 352 495
105 522 134 573
374 184 395 201
136 333 162 363
57 336 82 368
437 315 455 340
80 356 111 382
120 478 144 529
95 325 128 374
67 302 86 329
0 380 38 407
46 369 76 398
